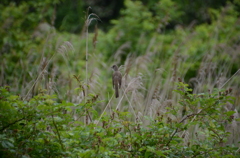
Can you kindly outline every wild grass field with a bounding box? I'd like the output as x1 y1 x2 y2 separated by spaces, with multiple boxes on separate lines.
1 0 240 157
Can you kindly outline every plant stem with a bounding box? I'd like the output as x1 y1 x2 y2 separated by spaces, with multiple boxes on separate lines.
85 19 88 104
51 115 65 151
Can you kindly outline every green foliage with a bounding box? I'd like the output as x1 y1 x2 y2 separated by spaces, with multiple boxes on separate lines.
0 0 60 53
0 85 239 157
55 0 85 33
0 0 64 96
1 1 240 157
102 0 182 56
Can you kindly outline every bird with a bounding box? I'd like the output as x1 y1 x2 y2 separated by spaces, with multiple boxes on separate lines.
112 65 122 98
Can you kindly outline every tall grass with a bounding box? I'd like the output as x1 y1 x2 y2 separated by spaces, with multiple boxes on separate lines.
1 5 240 147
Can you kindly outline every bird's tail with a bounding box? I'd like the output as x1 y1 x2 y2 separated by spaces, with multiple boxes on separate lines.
115 83 119 98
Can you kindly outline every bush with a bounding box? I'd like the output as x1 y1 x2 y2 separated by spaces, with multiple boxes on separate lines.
0 83 239 157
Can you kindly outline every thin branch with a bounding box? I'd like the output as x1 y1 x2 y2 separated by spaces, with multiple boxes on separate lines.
166 109 203 147
51 115 65 151
0 116 30 132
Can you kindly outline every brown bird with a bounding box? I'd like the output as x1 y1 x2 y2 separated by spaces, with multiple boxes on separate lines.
112 65 122 98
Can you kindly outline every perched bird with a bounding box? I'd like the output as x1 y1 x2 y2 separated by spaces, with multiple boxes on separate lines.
112 65 122 98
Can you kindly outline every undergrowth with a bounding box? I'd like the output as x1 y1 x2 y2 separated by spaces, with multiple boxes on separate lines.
0 83 239 157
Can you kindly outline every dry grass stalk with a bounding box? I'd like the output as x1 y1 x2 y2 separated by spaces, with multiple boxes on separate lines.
84 9 101 104
23 41 74 100
220 69 240 89
92 24 98 49
124 53 134 83
114 41 131 64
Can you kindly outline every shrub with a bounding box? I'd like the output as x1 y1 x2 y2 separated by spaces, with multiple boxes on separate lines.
0 83 239 157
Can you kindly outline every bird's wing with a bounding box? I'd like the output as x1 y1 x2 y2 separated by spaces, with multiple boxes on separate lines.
112 73 114 88
119 72 122 88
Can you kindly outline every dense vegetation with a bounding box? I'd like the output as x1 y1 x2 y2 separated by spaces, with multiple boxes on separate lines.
1 0 240 157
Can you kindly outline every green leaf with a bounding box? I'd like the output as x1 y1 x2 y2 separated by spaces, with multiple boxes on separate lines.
155 150 166 157
225 111 235 116
1 140 14 148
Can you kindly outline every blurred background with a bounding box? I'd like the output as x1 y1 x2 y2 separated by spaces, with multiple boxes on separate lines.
1 0 240 112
